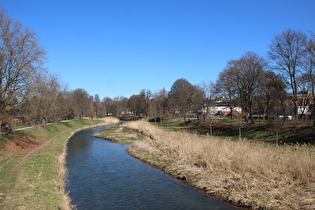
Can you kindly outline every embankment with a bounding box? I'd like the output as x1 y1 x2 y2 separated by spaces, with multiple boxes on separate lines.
0 117 119 210
124 120 315 209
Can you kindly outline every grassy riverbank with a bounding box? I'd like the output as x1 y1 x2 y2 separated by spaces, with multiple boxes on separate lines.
0 117 119 210
94 125 142 144
124 120 315 209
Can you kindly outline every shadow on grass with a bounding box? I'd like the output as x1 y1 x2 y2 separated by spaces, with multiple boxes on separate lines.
154 119 315 145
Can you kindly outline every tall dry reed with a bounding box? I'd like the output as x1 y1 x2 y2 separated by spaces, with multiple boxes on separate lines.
125 120 315 188
103 117 120 124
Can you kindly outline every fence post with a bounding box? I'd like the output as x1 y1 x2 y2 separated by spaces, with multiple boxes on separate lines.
239 127 241 140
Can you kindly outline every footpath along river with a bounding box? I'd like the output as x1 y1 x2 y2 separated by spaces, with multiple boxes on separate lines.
66 125 240 209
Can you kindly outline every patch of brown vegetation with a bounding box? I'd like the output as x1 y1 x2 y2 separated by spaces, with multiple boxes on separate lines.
125 120 315 209
0 134 44 160
94 126 142 144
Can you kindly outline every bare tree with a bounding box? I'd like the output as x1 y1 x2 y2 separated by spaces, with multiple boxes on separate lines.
21 71 64 124
152 88 169 121
70 88 90 119
148 98 158 121
88 96 95 119
225 52 266 124
102 97 114 116
127 90 151 117
268 28 307 122
0 7 46 130
116 96 129 115
55 90 71 121
169 78 193 120
128 95 142 116
198 80 215 119
93 94 102 118
169 78 204 121
303 33 315 125
257 70 286 122
215 67 239 119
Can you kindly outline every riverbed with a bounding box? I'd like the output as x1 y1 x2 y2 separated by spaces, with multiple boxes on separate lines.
66 125 239 209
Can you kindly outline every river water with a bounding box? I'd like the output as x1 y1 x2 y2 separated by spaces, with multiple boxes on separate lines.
66 125 239 209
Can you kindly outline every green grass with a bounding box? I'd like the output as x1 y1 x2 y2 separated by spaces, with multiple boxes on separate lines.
152 119 315 145
0 119 105 209
0 133 11 142
94 126 142 144
145 153 161 162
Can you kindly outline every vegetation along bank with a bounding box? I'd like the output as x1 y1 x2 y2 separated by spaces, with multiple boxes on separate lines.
0 117 119 210
97 120 315 209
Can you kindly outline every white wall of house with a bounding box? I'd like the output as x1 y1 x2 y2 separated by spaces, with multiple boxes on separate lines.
206 106 242 114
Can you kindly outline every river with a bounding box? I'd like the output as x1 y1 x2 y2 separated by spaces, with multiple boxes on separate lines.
66 125 239 209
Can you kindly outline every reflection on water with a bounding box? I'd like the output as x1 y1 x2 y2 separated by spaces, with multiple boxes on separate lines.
66 126 239 210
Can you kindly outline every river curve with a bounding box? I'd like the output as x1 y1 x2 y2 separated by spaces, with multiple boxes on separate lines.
66 125 239 209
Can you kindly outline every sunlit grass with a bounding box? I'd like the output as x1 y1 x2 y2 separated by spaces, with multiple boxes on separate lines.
0 118 119 209
94 125 142 144
153 118 315 144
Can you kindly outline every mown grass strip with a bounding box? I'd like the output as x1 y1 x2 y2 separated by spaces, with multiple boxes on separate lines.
0 119 108 210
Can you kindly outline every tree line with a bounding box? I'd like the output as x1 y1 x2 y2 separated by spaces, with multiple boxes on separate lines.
99 28 315 126
1 6 315 130
217 29 315 124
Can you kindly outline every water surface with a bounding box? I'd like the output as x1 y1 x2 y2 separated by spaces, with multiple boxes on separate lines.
66 125 239 209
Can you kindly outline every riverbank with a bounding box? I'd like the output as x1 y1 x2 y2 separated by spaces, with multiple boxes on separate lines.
123 120 315 209
0 117 119 209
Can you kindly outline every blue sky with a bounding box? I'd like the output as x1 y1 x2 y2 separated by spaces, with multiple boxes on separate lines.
1 0 315 99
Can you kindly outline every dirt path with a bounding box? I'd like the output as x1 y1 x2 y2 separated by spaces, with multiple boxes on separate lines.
2 128 72 209
0 118 121 208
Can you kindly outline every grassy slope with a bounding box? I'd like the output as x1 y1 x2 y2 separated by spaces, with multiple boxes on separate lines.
0 119 106 210
154 119 315 145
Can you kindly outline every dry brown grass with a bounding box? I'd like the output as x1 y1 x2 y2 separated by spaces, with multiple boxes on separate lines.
125 120 315 209
102 116 120 124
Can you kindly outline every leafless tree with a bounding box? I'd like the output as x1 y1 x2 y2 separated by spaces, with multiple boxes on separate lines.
0 7 46 129
148 98 158 121
114 96 128 116
302 33 315 125
93 94 102 118
128 94 142 116
110 96 128 115
102 97 114 116
152 88 169 121
225 52 266 124
215 66 239 119
256 70 286 122
55 90 71 121
169 78 204 121
88 96 95 119
22 71 63 124
127 90 151 116
268 28 307 122
70 88 90 119
198 80 215 118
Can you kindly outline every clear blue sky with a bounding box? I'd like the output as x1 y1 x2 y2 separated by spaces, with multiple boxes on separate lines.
1 0 315 99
